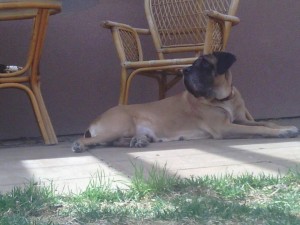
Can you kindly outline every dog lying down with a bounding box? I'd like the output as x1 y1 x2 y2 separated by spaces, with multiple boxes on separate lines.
72 52 298 153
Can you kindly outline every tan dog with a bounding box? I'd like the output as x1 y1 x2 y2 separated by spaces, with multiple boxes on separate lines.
72 52 298 152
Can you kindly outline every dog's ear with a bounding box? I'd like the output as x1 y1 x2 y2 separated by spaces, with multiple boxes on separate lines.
213 52 236 75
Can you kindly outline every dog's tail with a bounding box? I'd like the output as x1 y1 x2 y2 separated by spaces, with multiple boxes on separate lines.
84 129 92 138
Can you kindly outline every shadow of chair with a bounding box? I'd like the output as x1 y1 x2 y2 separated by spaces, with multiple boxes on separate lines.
102 0 240 105
0 0 61 144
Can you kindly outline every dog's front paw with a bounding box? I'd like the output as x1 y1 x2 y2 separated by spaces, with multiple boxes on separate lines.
278 126 299 138
130 135 149 148
72 141 87 153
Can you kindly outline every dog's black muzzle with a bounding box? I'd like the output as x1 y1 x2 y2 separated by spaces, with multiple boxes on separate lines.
182 65 214 98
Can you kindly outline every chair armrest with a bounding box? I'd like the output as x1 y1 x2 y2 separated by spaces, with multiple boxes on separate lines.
101 20 150 35
123 57 198 69
101 20 149 62
204 10 240 26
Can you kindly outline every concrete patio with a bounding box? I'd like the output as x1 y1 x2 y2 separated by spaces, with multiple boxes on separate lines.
1 118 300 195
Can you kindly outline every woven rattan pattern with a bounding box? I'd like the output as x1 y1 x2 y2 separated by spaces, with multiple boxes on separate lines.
119 29 140 62
150 0 231 48
211 21 223 52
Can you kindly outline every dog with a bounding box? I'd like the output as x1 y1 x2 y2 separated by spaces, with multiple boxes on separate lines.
72 52 298 153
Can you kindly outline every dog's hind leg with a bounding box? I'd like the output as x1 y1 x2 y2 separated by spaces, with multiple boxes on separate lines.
72 109 138 152
129 135 151 148
72 136 107 153
72 129 132 153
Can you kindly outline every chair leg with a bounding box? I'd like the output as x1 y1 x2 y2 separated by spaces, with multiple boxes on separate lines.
122 79 130 105
158 73 183 100
118 69 128 105
123 69 138 105
165 74 182 92
124 71 171 104
31 83 58 144
0 83 51 144
158 75 167 100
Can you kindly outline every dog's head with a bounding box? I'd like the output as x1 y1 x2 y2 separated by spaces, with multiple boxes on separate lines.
183 52 236 98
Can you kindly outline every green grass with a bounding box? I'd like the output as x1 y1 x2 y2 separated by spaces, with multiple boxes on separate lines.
0 164 300 225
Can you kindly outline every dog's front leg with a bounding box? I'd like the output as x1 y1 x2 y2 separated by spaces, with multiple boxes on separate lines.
72 129 131 152
220 123 298 139
234 119 298 131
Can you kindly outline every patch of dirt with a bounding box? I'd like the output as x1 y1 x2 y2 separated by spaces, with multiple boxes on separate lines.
0 134 82 148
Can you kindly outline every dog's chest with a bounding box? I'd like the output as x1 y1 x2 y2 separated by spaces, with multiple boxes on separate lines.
219 103 235 122
209 96 241 123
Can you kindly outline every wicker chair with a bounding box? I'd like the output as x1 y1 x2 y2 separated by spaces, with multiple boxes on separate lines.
0 0 61 144
102 0 240 105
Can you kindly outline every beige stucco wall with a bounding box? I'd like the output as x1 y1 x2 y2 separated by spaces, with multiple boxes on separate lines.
0 0 299 140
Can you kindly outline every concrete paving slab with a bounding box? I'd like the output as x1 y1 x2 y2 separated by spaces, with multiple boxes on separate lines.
0 143 130 194
0 118 299 194
90 138 300 179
